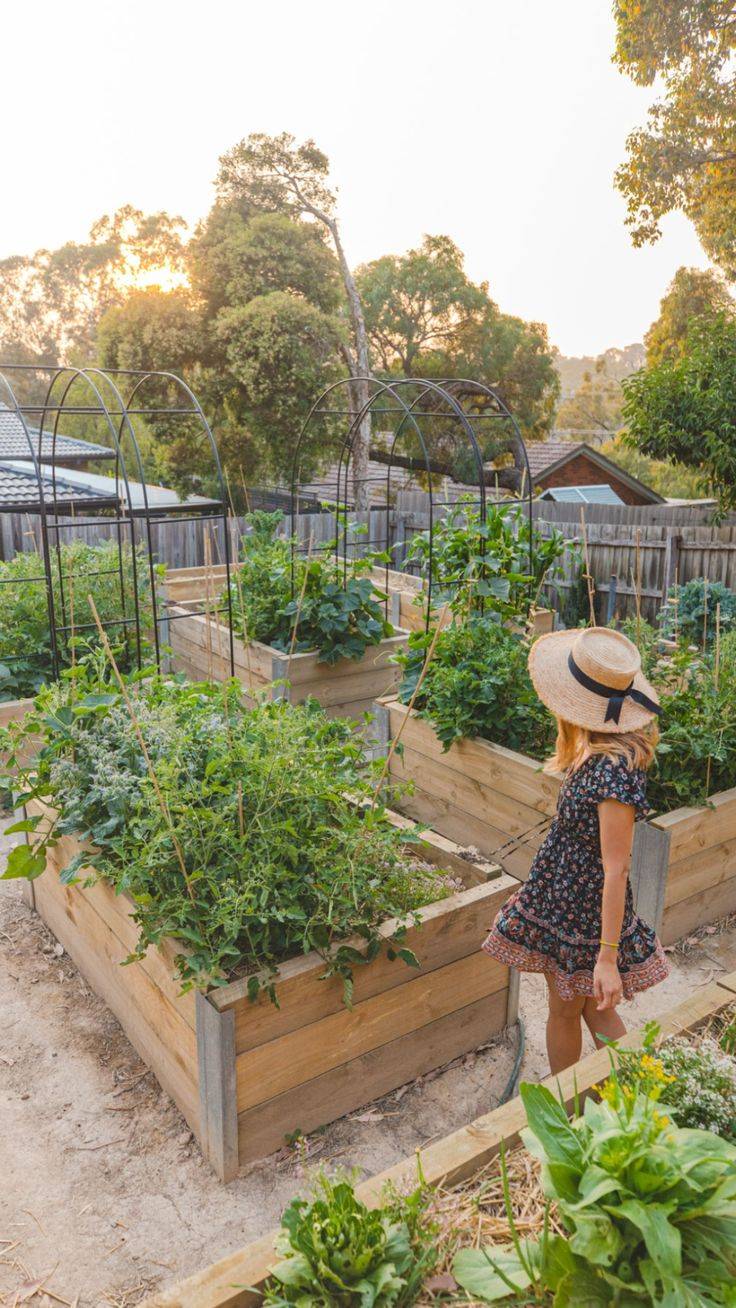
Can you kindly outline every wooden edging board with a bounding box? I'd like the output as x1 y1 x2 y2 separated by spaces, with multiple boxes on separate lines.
19 798 519 1181
377 696 736 946
140 971 736 1308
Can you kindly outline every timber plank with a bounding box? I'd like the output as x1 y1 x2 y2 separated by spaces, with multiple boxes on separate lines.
234 951 508 1111
391 744 548 839
652 787 736 862
214 875 518 1054
661 872 736 946
664 836 736 909
236 988 509 1164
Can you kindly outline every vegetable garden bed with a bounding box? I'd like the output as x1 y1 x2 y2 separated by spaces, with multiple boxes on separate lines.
22 798 519 1181
377 696 736 946
139 972 736 1307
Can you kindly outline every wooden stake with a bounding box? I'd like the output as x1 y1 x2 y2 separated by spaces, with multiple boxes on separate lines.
579 508 596 626
634 527 642 646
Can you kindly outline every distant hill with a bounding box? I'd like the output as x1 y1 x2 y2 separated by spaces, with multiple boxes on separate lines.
555 344 645 398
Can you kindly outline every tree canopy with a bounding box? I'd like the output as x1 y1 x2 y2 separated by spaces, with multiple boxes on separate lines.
622 313 736 511
613 1 736 276
644 265 735 365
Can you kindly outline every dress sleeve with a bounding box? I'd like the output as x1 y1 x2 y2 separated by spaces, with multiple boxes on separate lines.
589 756 648 818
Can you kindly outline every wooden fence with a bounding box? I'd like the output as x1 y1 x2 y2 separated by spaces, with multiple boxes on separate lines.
3 500 736 623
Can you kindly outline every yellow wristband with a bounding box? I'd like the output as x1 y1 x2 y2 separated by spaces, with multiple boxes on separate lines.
600 939 619 950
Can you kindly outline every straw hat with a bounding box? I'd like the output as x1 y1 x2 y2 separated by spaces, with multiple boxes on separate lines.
528 626 661 734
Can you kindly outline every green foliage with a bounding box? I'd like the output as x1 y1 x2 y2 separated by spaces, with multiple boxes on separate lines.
613 1 736 279
0 540 153 702
404 502 566 621
263 1173 437 1307
599 432 707 502
227 511 393 664
659 577 736 647
622 315 736 513
616 1022 736 1140
644 266 735 368
647 640 736 812
396 619 554 756
453 1078 736 1303
2 654 448 994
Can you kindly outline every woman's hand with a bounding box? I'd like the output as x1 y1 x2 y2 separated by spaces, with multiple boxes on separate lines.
593 954 623 1011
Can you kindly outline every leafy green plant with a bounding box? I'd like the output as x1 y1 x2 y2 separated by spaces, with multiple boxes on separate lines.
0 540 154 701
616 1021 736 1141
225 510 393 664
1 652 450 996
646 638 736 812
396 618 555 756
263 1172 437 1307
453 1078 736 1304
659 577 736 648
405 501 566 621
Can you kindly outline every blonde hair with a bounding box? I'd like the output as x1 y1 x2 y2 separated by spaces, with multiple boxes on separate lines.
545 716 659 775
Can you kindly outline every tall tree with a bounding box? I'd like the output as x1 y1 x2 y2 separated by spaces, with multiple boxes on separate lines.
644 265 735 365
613 1 736 276
214 134 374 508
622 313 736 511
555 357 626 440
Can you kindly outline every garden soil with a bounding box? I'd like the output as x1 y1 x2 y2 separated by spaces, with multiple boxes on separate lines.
2 827 735 1306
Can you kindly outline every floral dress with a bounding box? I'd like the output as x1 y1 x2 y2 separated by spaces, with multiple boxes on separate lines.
483 754 669 1000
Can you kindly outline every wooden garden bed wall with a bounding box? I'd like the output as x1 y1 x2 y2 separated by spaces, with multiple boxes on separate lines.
140 971 736 1308
377 697 736 945
19 801 520 1180
165 604 408 722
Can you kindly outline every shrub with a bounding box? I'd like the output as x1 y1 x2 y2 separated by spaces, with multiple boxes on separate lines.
263 1173 437 1307
225 510 393 664
0 540 153 701
396 618 554 756
1 654 449 996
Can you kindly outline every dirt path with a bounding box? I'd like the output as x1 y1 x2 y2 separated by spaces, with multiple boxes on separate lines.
2 826 735 1306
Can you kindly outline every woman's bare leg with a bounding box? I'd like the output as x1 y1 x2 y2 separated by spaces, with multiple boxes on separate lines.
545 975 586 1074
583 997 626 1048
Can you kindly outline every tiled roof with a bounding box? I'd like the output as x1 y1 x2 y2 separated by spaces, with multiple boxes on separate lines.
0 406 115 463
0 462 118 512
524 440 585 477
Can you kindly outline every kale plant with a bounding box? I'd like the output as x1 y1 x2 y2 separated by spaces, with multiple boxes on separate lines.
659 577 736 649
1 653 449 996
263 1173 437 1307
396 617 555 756
0 540 154 701
225 510 393 664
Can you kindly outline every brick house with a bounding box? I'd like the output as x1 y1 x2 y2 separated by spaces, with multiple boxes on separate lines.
525 441 662 506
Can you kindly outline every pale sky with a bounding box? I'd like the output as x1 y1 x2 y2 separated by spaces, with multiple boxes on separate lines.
3 0 711 356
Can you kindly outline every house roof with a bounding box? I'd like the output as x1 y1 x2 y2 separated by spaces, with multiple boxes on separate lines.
0 462 119 513
540 483 624 506
522 440 664 505
0 406 115 464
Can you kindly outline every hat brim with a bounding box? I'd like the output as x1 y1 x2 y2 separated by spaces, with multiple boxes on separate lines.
528 629 660 734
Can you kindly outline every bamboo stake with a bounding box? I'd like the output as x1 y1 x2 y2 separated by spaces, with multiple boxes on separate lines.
703 576 709 650
635 527 642 646
579 508 596 626
87 595 195 903
203 528 214 682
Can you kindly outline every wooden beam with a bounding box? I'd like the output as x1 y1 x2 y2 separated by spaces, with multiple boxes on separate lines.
196 993 239 1183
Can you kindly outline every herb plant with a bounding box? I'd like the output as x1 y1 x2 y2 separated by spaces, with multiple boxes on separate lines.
405 501 566 621
225 510 393 664
616 1021 736 1140
0 540 153 701
396 618 555 756
263 1172 437 1307
453 1078 736 1304
1 653 450 996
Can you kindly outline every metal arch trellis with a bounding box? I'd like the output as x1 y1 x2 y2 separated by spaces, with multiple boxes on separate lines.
289 375 534 633
0 362 234 687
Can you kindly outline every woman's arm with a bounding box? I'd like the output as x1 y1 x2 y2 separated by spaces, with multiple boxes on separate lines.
594 798 636 1011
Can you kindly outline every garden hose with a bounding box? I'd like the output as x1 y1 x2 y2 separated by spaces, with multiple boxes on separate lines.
499 1016 526 1104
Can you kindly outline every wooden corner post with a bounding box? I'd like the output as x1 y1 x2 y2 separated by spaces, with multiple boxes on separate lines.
195 992 239 1182
630 821 671 935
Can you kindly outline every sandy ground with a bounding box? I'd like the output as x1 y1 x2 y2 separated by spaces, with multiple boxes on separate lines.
2 824 736 1307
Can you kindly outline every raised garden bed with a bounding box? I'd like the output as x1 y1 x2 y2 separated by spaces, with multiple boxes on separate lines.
0 698 35 730
139 971 736 1307
22 798 519 1180
376 696 736 947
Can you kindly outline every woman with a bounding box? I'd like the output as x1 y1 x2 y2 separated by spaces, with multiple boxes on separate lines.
483 626 669 1074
